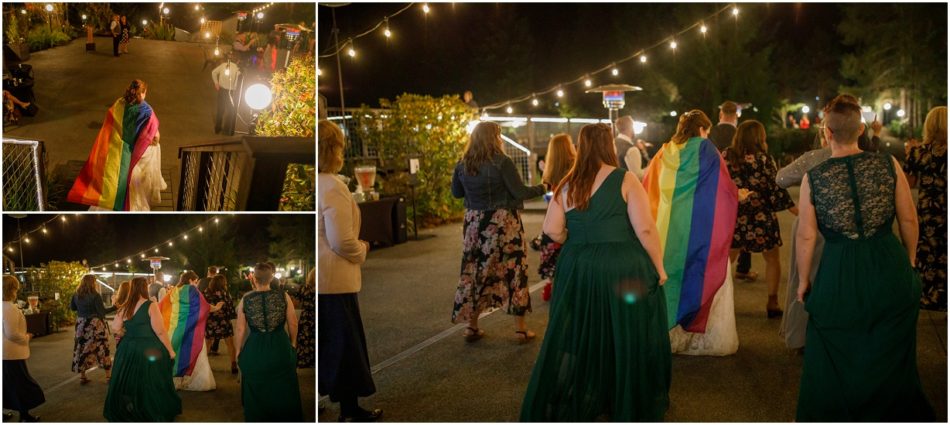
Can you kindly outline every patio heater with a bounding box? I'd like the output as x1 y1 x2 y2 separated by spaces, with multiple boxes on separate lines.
586 84 642 133
144 256 170 282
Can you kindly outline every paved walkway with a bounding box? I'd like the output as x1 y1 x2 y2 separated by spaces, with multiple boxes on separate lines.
319 190 948 422
3 37 253 208
22 316 315 422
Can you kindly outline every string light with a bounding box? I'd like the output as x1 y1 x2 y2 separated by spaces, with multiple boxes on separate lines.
23 237 30 244
168 241 174 247
198 226 204 232
183 235 189 240
584 77 592 87
86 216 222 271
317 68 322 76
506 105 513 114
214 218 220 224
140 253 146 258
480 3 737 112
41 228 47 234
531 98 539 106
383 17 392 38
6 247 13 253
126 259 132 264
154 248 159 253
670 111 678 117
347 39 356 58
733 7 739 16
60 216 66 222
422 3 430 14
318 4 417 58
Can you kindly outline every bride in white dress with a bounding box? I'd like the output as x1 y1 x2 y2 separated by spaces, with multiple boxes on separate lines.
128 136 167 211
174 341 216 391
667 260 739 356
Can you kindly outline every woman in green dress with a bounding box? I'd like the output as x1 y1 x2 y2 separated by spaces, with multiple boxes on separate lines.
236 262 302 422
521 124 670 421
103 277 181 422
795 96 935 421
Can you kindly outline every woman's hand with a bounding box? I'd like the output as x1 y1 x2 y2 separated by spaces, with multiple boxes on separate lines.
658 269 668 286
168 349 176 360
796 280 810 303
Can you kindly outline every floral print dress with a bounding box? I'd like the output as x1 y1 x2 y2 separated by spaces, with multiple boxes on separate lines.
724 150 795 252
903 143 947 311
292 284 315 368
452 208 532 323
204 289 236 338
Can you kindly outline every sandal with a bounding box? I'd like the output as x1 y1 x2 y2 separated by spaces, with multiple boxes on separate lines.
463 326 485 342
515 330 536 342
735 271 759 282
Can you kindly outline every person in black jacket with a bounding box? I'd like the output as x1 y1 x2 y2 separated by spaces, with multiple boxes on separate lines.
70 274 117 384
450 121 546 342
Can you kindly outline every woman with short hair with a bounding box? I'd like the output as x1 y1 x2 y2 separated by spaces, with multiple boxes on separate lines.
70 274 117 384
317 119 381 421
2 275 45 422
450 121 546 341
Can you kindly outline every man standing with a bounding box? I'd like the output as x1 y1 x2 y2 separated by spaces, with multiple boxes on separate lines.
708 101 756 281
211 54 241 135
614 116 644 179
463 90 478 109
148 272 166 302
198 266 217 293
709 100 739 152
110 15 121 57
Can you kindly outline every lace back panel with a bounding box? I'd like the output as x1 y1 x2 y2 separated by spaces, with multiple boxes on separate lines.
243 290 287 332
807 152 896 239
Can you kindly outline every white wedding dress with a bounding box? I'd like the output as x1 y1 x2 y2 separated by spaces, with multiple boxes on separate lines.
668 259 739 356
173 341 216 391
128 144 167 211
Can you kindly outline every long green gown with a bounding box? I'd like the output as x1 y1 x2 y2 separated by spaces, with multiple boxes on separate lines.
521 169 672 421
103 301 182 422
239 289 303 422
797 152 935 421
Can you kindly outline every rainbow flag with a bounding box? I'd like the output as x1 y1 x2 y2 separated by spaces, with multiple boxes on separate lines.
642 136 737 333
66 98 159 210
158 285 210 377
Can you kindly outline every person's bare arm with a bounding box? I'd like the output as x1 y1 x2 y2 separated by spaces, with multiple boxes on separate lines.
542 188 568 243
892 157 919 266
624 172 667 285
148 302 176 359
111 310 124 335
796 175 818 302
285 292 298 348
234 298 247 357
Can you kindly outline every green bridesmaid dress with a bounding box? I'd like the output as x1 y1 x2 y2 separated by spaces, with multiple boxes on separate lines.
239 290 303 421
521 169 672 421
797 152 935 421
103 301 181 422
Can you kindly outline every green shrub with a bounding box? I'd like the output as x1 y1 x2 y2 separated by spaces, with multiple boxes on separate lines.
25 25 71 52
147 22 175 41
768 126 818 162
21 261 89 326
353 94 478 227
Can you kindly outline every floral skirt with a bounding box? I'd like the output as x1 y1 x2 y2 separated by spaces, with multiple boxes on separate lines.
72 316 112 373
538 234 563 280
452 208 531 323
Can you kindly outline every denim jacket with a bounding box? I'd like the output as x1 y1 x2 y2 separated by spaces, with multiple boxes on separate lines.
451 153 546 211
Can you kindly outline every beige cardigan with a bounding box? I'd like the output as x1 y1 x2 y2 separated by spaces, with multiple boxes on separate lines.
318 173 368 294
3 301 30 360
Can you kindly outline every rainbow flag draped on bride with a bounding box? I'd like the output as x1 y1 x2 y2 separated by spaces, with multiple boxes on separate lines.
66 98 158 210
158 285 210 377
642 136 738 334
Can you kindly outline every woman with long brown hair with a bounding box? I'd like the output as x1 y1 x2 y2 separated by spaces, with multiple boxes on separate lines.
104 277 181 421
204 275 238 374
724 120 796 317
450 121 546 341
537 134 576 294
521 123 669 421
69 274 116 384
641 110 740 356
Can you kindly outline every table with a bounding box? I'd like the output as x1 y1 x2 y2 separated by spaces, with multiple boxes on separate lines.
24 311 50 337
358 196 407 247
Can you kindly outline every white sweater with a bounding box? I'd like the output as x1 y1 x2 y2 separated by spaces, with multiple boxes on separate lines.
3 301 30 360
318 173 368 294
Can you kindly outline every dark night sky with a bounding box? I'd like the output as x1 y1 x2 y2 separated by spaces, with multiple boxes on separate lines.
317 2 843 112
1 214 276 268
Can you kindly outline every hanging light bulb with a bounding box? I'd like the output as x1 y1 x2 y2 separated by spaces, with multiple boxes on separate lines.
126 259 132 264
154 248 159 253
640 55 647 63
584 77 592 87
198 226 204 232
422 3 430 14
700 24 707 34
168 241 174 247
383 18 391 38
670 110 678 117
200 17 206 24
183 234 189 240
532 98 539 106
114 262 120 268
347 39 356 57
60 215 67 222
506 105 513 114
23 237 30 244
670 40 678 49
556 89 564 98
733 7 739 16
6 247 13 253
140 253 146 258
214 217 220 224
611 68 619 76
214 46 220 56
41 228 48 234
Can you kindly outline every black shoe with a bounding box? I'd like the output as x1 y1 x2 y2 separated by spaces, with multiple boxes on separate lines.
20 413 40 422
338 408 382 422
231 361 239 374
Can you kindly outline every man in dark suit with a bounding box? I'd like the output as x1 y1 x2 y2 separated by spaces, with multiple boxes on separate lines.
709 101 757 281
708 100 739 152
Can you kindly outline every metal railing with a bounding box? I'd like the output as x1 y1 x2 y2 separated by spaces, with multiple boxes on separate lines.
2 138 46 211
177 136 313 211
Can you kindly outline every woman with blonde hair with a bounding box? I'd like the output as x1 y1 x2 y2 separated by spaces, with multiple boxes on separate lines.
537 133 576 297
111 280 131 347
642 110 739 356
3 275 45 422
521 123 669 421
724 120 796 317
70 274 116 384
903 105 947 311
450 121 546 341
318 119 381 421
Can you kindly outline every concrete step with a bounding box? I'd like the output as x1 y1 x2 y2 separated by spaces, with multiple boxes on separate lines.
48 161 177 211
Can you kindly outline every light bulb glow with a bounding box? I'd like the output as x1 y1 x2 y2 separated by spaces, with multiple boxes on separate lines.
41 228 47 234
140 254 146 258
700 25 707 34
168 241 173 247
142 19 148 26
670 111 678 117
214 47 220 56
45 4 53 12
183 235 189 240
584 79 592 87
733 7 739 16
126 259 132 263
883 102 892 111
670 40 678 49
23 237 30 244
82 14 87 20
317 68 322 76
256 12 264 19
245 84 273 110
154 248 159 253
384 28 391 38
897 109 906 118
195 4 200 11
422 3 430 13
61 216 66 222
6 247 12 253
640 55 647 63
163 7 169 15
20 9 26 15
611 68 619 76
214 218 220 223
802 105 810 114
200 17 206 24
347 47 356 57
532 98 539 106
506 106 513 114
198 226 204 232
556 89 564 98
